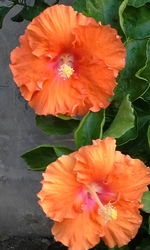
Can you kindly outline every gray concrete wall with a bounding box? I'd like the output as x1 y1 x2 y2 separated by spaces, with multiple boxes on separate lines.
0 0 74 237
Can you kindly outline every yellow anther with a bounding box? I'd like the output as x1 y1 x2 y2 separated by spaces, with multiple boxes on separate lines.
110 207 117 220
98 203 117 222
63 64 74 77
104 204 117 220
58 64 74 79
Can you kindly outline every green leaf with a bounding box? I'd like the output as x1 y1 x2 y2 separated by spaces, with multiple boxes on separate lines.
142 191 150 213
119 124 150 164
21 145 72 171
128 0 150 8
0 6 12 28
73 0 87 13
117 112 138 145
75 109 105 148
136 39 150 83
122 5 150 39
21 3 48 21
119 0 128 35
103 95 135 139
118 99 150 164
57 113 79 120
114 39 149 101
36 115 79 135
53 146 73 158
73 0 123 31
11 1 48 22
142 86 150 101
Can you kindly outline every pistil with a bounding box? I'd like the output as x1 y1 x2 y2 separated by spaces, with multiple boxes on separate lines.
87 183 117 222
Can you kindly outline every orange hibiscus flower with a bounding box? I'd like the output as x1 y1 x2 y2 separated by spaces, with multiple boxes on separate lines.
10 5 125 116
38 137 150 250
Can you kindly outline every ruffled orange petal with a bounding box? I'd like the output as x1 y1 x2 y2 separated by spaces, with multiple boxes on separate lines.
10 33 49 101
29 76 88 116
37 155 83 222
28 56 116 115
74 25 126 76
76 59 116 112
27 5 97 58
52 210 103 250
102 201 142 248
107 152 150 201
74 138 116 184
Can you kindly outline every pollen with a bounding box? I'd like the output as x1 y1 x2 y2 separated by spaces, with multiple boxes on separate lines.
58 54 74 79
58 64 74 79
87 183 117 223
99 203 117 222
110 206 117 220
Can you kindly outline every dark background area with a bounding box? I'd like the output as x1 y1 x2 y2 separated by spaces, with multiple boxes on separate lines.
0 0 76 249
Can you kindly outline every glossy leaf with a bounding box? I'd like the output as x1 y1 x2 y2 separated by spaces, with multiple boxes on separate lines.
128 0 150 8
53 146 73 158
103 95 135 139
122 5 150 39
142 86 150 102
142 191 150 213
117 113 138 145
21 3 48 21
58 113 79 120
119 0 128 35
120 125 150 165
136 39 150 83
73 0 123 31
36 115 79 135
21 145 72 171
73 0 87 13
10 0 49 22
114 39 149 101
131 100 150 162
75 110 105 148
118 99 150 164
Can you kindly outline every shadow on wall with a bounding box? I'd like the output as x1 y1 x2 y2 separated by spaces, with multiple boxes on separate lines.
0 0 75 240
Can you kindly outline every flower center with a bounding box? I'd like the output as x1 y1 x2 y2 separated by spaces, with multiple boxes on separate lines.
86 183 117 222
58 54 74 79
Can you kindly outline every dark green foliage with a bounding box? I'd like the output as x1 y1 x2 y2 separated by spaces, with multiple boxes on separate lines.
36 115 79 135
75 109 105 148
0 0 50 28
73 0 124 36
21 144 73 171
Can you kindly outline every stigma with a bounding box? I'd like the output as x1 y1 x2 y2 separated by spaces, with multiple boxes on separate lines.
87 183 117 223
58 54 74 79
